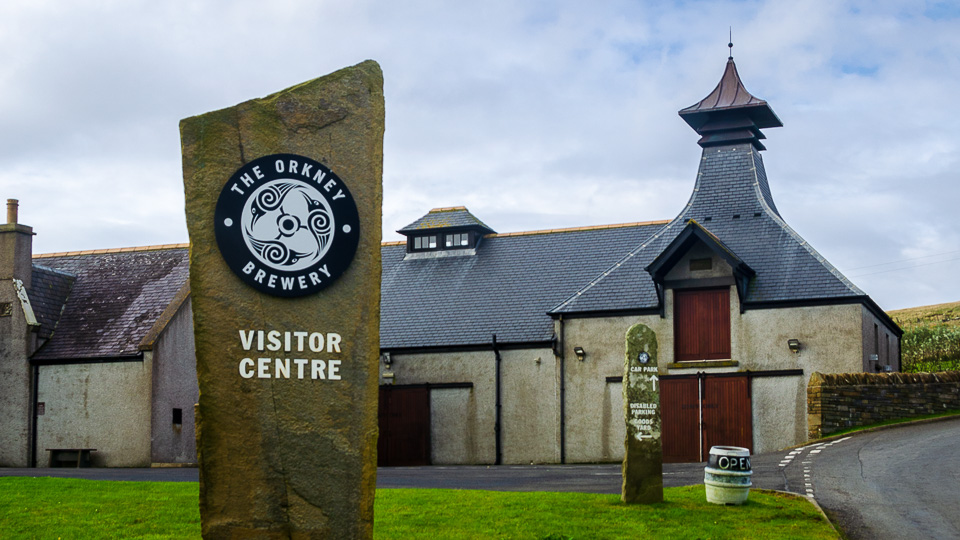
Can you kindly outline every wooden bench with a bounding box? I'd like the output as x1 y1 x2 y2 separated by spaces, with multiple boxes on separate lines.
46 448 97 468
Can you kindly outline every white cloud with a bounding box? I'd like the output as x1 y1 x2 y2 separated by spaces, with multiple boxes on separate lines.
0 0 957 309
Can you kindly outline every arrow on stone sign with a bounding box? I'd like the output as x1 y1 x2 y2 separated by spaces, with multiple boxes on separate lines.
650 374 658 391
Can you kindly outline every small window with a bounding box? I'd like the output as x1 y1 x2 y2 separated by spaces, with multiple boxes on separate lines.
413 235 438 251
444 232 471 248
690 258 712 271
172 408 183 425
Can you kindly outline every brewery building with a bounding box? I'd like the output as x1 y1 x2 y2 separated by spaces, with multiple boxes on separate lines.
0 55 901 467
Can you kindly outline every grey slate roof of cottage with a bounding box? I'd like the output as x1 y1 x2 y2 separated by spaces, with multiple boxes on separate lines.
397 206 495 235
30 246 190 361
380 220 668 350
29 265 76 341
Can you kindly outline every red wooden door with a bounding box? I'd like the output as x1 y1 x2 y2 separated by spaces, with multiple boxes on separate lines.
701 375 752 456
674 288 731 361
378 386 431 466
661 375 752 463
661 377 700 463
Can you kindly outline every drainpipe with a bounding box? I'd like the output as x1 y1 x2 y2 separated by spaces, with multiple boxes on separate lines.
897 337 903 372
492 334 502 466
30 364 38 468
558 316 566 464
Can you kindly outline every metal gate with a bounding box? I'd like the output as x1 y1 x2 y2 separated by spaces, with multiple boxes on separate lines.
378 386 431 466
661 374 752 463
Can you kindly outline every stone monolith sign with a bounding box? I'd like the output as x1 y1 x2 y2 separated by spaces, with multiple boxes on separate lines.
621 323 663 504
181 60 383 539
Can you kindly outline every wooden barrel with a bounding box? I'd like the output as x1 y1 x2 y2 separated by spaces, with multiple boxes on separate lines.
704 446 752 505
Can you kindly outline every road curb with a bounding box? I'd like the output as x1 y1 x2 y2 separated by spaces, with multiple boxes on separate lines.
782 412 960 452
759 489 841 538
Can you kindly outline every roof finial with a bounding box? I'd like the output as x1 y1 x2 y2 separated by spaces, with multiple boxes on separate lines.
728 27 733 60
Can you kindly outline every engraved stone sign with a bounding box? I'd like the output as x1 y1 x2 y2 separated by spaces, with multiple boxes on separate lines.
181 61 383 539
621 323 663 504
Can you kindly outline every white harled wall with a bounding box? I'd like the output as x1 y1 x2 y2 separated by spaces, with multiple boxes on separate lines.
383 347 559 465
36 355 154 467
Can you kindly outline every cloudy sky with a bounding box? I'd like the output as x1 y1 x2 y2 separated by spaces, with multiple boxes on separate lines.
1 0 958 310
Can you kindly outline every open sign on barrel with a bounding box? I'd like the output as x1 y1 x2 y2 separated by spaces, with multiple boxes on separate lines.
708 453 751 472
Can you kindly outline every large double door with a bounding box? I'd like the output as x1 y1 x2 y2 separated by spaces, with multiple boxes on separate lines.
661 374 752 463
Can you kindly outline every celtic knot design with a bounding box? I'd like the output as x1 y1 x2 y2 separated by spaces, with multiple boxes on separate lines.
241 180 335 271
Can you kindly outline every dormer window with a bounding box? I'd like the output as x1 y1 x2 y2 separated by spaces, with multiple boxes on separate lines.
412 235 438 251
445 233 471 248
398 206 496 258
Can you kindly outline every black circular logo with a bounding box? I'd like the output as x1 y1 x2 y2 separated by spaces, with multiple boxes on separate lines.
214 154 360 297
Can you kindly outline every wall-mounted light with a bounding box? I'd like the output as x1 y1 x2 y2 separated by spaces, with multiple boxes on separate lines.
381 352 392 367
574 347 586 362
787 339 801 354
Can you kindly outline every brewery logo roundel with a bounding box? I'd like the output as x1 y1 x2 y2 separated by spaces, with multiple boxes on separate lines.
214 154 360 297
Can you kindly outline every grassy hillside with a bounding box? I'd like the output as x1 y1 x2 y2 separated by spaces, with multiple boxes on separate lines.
889 301 960 330
888 301 960 372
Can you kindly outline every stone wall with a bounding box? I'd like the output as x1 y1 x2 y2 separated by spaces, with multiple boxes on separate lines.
807 371 960 438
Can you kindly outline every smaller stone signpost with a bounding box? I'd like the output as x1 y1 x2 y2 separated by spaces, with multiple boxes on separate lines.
621 323 663 504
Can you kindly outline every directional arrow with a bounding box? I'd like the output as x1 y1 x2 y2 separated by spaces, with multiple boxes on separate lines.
650 374 658 392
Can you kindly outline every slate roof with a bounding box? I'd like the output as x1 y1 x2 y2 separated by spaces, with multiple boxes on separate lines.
397 206 495 235
380 221 668 349
29 265 76 340
30 247 190 361
550 143 865 315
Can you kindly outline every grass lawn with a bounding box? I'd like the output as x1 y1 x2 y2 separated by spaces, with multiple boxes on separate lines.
0 477 837 539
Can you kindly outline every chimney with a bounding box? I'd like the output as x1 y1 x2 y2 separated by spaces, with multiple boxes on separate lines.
0 198 34 288
7 199 18 224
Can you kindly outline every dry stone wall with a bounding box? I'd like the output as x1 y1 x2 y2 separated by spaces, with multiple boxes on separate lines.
807 371 960 438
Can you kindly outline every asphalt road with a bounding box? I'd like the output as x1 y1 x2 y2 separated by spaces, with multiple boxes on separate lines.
794 417 960 540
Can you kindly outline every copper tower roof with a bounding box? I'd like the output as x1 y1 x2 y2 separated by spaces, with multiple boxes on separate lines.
679 57 782 150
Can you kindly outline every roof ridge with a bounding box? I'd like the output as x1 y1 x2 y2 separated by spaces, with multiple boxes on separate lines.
491 220 670 238
31 263 77 278
33 243 189 259
382 219 671 247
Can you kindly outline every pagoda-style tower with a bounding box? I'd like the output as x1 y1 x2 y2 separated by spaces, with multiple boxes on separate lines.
552 52 896 346
548 51 902 459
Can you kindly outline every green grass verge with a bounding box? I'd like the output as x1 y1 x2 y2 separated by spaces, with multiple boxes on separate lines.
824 408 960 438
0 477 836 539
